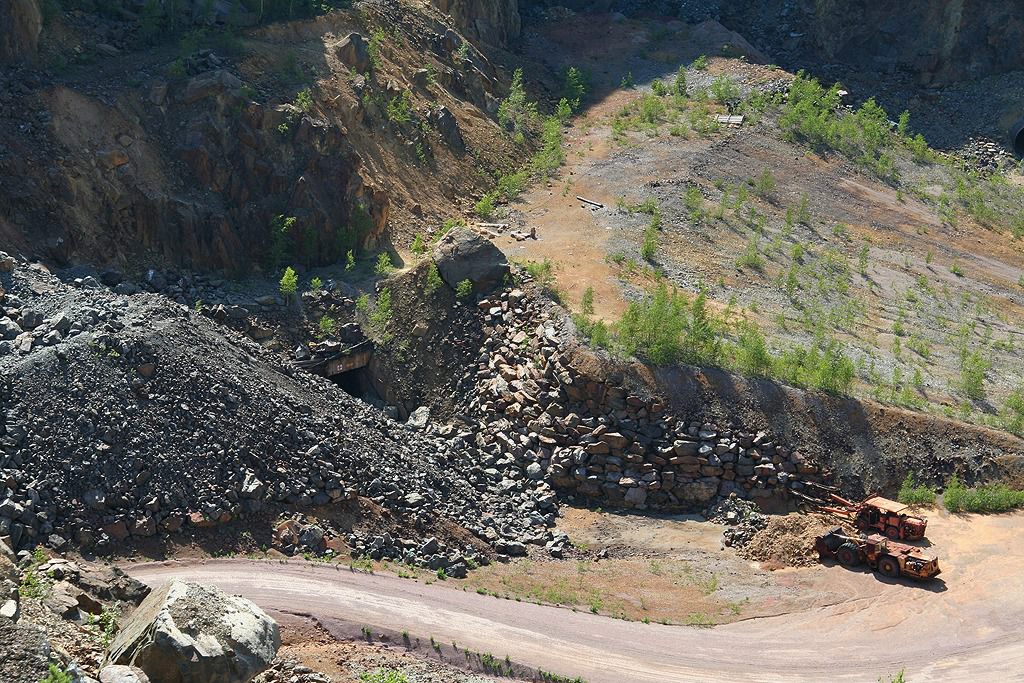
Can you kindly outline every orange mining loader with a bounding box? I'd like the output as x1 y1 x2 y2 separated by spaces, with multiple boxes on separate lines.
794 483 928 541
815 528 941 581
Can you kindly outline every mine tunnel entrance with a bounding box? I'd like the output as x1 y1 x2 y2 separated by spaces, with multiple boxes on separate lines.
295 340 377 400
331 365 376 400
1013 118 1024 157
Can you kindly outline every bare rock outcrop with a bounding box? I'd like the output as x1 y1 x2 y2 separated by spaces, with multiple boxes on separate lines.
430 0 521 46
432 226 510 293
105 580 280 683
0 0 42 63
809 0 1024 84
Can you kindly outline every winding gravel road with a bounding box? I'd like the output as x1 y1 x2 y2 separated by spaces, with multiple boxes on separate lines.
129 514 1024 683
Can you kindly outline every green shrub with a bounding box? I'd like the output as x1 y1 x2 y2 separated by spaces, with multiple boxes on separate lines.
773 338 855 394
522 258 556 287
674 66 687 96
496 170 529 201
580 286 595 316
309 277 323 292
279 267 298 298
732 321 773 376
386 90 413 123
897 473 936 505
555 97 573 124
374 252 395 276
367 289 394 343
616 286 723 367
637 94 666 126
410 233 427 256
295 87 313 113
959 349 988 400
498 68 537 135
1003 388 1024 435
780 73 899 179
360 669 410 683
455 279 473 299
268 214 296 269
796 193 811 225
620 71 634 89
735 237 763 270
563 66 587 111
424 262 444 295
318 315 336 338
475 193 497 219
1011 215 1024 240
40 664 72 683
19 566 48 599
753 169 776 197
367 29 386 71
640 224 658 262
944 476 1024 514
684 186 704 221
345 250 356 272
651 79 667 97
532 116 565 176
690 54 708 70
710 76 739 104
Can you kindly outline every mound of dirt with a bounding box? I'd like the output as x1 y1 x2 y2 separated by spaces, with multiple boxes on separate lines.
0 255 557 567
739 513 841 568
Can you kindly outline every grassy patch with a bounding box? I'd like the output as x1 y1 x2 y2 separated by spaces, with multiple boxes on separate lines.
897 473 936 506
944 476 1024 513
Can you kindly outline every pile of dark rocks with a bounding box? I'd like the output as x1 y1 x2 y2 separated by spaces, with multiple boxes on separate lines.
705 494 769 548
0 253 553 567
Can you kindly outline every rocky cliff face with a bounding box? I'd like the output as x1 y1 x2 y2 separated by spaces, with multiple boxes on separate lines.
430 0 521 47
0 2 517 274
809 0 1024 84
0 0 41 63
0 72 384 273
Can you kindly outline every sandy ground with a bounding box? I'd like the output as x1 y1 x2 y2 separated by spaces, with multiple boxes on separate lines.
127 510 1024 682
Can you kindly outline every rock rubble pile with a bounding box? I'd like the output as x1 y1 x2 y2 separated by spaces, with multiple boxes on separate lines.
0 255 554 568
705 495 769 548
464 282 825 521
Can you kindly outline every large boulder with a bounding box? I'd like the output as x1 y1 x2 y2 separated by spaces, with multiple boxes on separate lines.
99 665 151 683
105 580 280 683
0 0 42 63
432 227 509 294
334 32 370 73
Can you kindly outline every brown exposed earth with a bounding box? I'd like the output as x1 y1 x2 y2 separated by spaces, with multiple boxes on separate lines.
127 509 1024 682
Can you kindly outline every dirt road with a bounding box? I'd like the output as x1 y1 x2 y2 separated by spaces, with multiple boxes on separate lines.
128 512 1024 682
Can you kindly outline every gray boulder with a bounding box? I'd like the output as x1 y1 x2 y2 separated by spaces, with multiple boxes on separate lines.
334 32 370 73
406 406 430 430
0 318 20 340
99 666 151 683
432 227 509 294
105 580 280 683
429 106 465 154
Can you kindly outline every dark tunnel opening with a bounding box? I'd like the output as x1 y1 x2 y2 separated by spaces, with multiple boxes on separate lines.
331 366 373 399
1013 118 1024 157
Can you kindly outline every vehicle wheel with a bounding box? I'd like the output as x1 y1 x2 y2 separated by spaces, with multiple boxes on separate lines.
836 543 860 567
885 526 900 540
879 555 901 578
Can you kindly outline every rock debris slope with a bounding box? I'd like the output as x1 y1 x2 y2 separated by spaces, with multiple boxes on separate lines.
0 255 549 562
